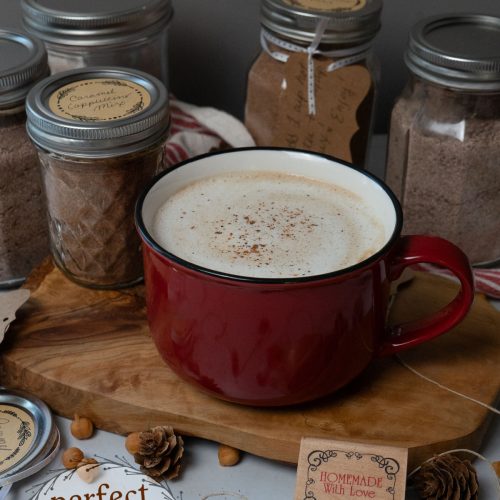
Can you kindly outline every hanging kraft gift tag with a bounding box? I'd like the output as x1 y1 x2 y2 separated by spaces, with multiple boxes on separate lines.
271 52 372 163
294 437 408 500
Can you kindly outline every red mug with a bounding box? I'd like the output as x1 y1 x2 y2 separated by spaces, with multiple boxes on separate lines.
136 148 474 406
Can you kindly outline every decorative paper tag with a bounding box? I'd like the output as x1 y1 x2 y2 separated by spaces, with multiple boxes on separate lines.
0 405 35 474
48 78 151 122
271 53 372 163
294 438 408 500
0 289 30 347
283 0 366 12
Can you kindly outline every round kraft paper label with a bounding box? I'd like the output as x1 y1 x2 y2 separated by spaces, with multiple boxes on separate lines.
283 0 366 11
0 404 35 474
48 78 152 122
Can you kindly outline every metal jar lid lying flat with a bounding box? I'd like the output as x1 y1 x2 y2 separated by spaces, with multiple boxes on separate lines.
0 388 59 488
25 66 170 157
21 0 173 46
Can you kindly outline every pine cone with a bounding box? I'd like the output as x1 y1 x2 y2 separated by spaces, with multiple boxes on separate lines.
412 454 479 500
133 426 184 480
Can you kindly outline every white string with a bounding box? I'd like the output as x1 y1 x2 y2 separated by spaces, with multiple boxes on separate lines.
397 355 500 416
396 341 500 495
407 448 500 498
260 26 372 115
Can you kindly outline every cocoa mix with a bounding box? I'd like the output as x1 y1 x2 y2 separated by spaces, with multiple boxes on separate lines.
37 145 165 288
386 80 500 264
0 109 49 286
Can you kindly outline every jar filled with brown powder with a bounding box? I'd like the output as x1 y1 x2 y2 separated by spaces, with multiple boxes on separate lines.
0 30 50 288
245 0 383 167
26 67 170 288
386 14 500 266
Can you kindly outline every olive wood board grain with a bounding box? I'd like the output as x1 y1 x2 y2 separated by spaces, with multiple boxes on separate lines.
1 260 499 470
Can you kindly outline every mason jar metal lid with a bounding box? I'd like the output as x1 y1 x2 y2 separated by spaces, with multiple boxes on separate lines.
405 14 500 91
26 67 170 157
21 0 173 46
0 30 48 109
261 0 382 45
0 388 56 481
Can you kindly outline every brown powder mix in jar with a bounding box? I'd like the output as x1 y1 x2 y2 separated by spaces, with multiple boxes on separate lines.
38 145 164 287
0 30 50 287
386 14 500 265
246 47 377 167
245 0 382 168
26 67 169 288
0 110 49 285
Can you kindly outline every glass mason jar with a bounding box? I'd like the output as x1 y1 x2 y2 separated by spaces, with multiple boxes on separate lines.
386 14 500 266
0 30 50 288
26 67 170 289
245 0 382 168
21 0 173 86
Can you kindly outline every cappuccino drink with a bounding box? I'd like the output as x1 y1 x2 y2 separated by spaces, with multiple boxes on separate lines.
152 171 386 279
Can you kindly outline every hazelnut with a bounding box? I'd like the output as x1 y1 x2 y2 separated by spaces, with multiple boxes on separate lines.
493 460 500 478
125 431 142 455
62 447 84 469
70 414 94 440
76 458 100 483
218 444 241 466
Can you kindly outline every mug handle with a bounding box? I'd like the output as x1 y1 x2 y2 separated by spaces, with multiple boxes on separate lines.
378 235 475 357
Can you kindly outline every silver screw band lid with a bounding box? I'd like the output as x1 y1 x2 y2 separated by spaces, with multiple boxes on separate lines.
0 30 49 109
0 388 55 480
26 67 170 157
261 0 382 45
21 0 173 46
405 14 500 91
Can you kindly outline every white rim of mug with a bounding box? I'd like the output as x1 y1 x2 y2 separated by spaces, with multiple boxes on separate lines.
135 147 403 285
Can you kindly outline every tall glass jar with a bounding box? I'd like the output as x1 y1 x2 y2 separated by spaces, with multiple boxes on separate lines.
386 14 500 266
0 30 50 288
21 0 173 85
245 0 382 168
26 67 170 288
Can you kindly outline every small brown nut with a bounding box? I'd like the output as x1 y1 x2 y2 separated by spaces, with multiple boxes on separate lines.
125 431 142 455
218 444 241 466
62 447 84 469
76 458 100 483
70 414 94 440
493 460 500 478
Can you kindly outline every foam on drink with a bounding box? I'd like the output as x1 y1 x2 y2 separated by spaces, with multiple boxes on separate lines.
152 171 386 279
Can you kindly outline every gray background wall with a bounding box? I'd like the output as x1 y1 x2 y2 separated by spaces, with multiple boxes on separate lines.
2 0 500 132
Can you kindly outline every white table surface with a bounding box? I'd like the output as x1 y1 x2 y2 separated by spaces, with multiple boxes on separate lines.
4 411 499 500
3 136 500 499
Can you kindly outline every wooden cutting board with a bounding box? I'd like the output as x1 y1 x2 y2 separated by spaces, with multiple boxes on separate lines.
1 260 499 470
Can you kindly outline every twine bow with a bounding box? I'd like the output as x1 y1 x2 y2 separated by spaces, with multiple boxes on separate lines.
260 18 372 115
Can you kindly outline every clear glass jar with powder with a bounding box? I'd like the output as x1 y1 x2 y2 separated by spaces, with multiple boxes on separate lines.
26 67 170 289
245 0 382 168
0 30 50 288
21 0 173 86
386 14 500 266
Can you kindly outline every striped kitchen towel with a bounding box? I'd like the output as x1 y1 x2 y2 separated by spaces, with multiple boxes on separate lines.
164 98 255 167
